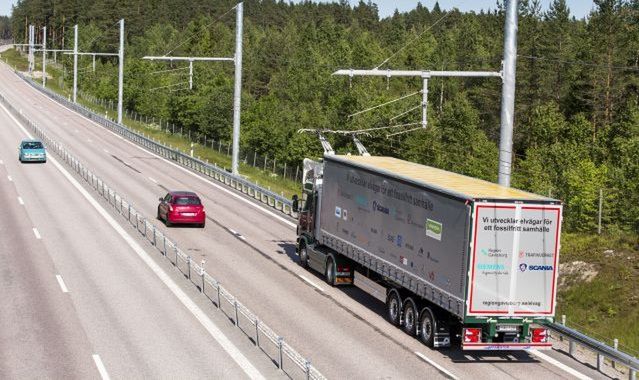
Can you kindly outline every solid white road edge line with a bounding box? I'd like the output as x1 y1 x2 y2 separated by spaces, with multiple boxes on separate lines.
7 175 12 181
32 227 41 239
298 275 325 292
526 349 592 380
0 100 266 380
148 176 158 184
92 354 111 380
15 82 297 229
55 274 69 293
18 196 24 205
414 351 459 380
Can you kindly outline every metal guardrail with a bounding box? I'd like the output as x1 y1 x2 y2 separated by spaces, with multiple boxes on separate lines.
14 71 297 218
0 91 325 380
545 321 638 380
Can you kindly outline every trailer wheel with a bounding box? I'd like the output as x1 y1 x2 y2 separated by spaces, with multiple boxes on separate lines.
386 290 402 326
299 243 309 268
325 257 336 286
402 298 418 335
418 307 435 347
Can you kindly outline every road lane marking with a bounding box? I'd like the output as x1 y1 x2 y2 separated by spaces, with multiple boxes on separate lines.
103 149 109 153
0 159 4 164
7 175 12 181
55 275 69 293
526 349 592 380
299 274 325 292
7 78 297 229
414 351 458 380
17 196 24 205
0 100 265 380
92 354 110 380
32 227 41 239
87 138 93 143
148 176 157 184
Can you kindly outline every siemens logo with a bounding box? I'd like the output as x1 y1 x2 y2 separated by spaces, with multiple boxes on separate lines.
372 200 390 215
477 263 505 271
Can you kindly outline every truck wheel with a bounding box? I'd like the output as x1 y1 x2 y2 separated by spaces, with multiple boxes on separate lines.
418 307 435 347
325 257 336 286
299 244 309 268
402 298 418 335
386 290 402 326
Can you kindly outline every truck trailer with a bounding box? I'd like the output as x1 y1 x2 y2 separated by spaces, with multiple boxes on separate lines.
296 155 562 350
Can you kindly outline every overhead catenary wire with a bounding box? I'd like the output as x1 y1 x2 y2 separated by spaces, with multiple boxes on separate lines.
162 3 238 57
373 11 451 70
390 104 422 121
148 82 190 91
348 91 420 119
150 66 190 75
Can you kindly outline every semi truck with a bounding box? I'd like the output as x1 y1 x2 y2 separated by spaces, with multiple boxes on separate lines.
296 154 562 350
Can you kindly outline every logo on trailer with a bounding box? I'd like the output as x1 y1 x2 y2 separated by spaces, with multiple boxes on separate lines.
519 263 528 272
335 206 341 218
372 200 390 214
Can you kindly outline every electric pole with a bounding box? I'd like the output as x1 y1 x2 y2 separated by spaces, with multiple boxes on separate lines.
498 0 518 187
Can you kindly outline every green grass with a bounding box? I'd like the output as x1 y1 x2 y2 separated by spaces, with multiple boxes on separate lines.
1 48 300 199
557 231 639 355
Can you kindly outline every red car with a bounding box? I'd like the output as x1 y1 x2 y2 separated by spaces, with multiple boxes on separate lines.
157 191 206 228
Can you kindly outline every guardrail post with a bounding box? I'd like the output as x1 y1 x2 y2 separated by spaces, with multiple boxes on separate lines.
163 236 167 256
597 353 604 371
305 360 311 380
217 283 221 308
234 299 239 326
255 320 260 347
200 261 205 293
128 204 131 221
187 256 191 279
630 368 636 380
277 337 284 370
174 245 178 266
152 226 156 246
569 339 576 357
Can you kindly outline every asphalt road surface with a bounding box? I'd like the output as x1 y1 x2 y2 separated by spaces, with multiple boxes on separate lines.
0 59 610 379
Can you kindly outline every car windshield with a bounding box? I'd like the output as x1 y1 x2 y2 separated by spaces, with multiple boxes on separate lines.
174 196 201 205
23 142 43 149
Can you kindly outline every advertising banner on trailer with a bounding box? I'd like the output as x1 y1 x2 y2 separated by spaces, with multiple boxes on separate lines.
467 203 562 317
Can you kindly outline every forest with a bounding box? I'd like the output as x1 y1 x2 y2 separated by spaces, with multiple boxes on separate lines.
7 0 639 234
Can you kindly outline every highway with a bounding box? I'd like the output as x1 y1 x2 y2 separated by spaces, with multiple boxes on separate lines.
0 86 281 379
0 60 609 379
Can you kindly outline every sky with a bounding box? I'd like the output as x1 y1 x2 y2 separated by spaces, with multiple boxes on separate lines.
0 0 595 19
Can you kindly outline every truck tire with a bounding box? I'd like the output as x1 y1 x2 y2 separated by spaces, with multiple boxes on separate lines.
418 307 435 347
325 257 336 286
386 290 402 326
299 243 309 268
402 298 418 335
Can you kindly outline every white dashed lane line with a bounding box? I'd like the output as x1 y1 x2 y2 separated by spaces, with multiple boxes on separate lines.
7 175 12 181
414 351 459 380
298 274 325 292
32 227 41 239
148 177 158 184
92 354 111 380
55 275 69 293
18 196 24 205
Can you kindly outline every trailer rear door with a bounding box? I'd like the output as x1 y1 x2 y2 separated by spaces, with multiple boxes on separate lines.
467 202 562 317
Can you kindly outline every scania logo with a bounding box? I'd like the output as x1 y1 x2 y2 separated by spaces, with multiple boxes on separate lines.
520 263 553 272
371 200 390 214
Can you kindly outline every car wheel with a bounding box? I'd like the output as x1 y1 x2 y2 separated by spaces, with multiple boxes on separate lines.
386 290 402 326
299 244 309 268
402 298 418 336
418 307 435 347
325 257 336 286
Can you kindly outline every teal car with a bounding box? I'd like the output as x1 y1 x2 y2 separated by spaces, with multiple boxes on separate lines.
19 139 47 163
